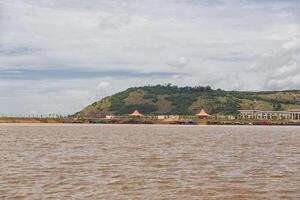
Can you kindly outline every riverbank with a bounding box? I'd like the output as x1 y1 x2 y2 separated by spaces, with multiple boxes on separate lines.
0 117 65 124
1 117 299 126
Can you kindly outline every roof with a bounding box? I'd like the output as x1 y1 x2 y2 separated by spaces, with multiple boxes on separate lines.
196 109 210 116
239 109 300 114
129 110 144 117
289 109 300 112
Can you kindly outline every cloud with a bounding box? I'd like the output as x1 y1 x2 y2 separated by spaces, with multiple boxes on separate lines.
0 0 300 114
0 69 183 80
239 35 300 90
168 57 190 69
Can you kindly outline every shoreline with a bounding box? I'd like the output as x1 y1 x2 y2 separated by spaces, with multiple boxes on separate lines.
1 117 299 126
0 123 300 129
0 122 299 127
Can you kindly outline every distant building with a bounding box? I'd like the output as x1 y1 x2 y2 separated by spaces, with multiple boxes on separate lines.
227 115 236 120
129 110 144 117
157 115 180 120
157 115 165 120
105 115 115 119
239 110 300 120
290 110 300 120
196 109 211 118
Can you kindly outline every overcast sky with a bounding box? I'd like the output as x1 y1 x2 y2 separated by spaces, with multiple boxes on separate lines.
0 0 300 115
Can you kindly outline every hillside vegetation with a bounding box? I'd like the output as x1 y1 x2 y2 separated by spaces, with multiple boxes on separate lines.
76 84 300 117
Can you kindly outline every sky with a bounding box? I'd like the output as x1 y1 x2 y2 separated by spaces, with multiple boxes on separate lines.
0 0 300 115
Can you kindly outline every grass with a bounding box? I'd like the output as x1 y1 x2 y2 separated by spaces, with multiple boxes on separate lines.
76 85 300 116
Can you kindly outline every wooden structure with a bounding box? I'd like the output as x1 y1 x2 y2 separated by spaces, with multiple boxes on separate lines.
129 110 144 117
196 109 211 118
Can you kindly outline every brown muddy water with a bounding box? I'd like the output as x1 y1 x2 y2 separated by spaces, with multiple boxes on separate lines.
0 124 299 199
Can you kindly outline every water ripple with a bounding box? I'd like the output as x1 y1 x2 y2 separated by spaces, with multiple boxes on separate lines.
0 124 299 199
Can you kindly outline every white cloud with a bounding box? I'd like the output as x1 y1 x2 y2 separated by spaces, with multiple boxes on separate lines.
0 0 300 114
168 56 190 69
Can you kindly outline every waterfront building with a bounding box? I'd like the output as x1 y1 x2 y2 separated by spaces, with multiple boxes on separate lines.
290 110 300 120
157 115 166 120
239 110 300 120
157 115 180 120
227 115 236 120
196 109 211 119
105 115 115 119
129 110 144 117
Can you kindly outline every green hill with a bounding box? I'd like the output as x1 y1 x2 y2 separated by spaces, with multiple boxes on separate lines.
76 84 300 117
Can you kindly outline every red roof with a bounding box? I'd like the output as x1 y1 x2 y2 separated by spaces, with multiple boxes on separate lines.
129 110 144 117
196 109 210 116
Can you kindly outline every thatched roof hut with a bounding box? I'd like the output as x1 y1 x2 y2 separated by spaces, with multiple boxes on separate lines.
129 110 144 117
196 109 211 118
